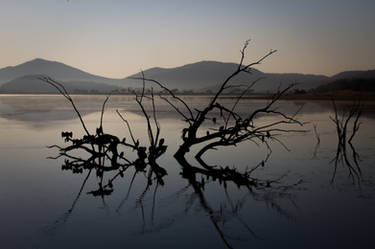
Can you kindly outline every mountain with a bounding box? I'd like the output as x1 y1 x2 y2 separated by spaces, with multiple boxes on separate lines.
123 61 329 92
314 70 375 92
331 70 375 80
124 61 250 90
0 58 372 94
0 75 121 94
0 58 123 85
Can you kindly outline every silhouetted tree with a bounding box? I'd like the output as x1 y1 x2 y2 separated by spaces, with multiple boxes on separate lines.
41 42 306 248
132 40 305 187
330 99 362 184
39 75 168 197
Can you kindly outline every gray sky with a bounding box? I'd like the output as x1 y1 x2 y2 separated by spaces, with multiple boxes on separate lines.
1 0 374 78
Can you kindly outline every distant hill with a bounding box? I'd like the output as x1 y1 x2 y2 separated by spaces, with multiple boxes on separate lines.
123 61 329 92
0 58 373 94
0 58 124 86
0 75 121 94
314 70 375 93
331 70 375 81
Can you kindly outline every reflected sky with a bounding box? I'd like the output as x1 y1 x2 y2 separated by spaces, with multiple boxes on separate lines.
1 95 375 127
0 95 374 249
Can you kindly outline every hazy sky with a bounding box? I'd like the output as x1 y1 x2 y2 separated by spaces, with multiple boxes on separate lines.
1 0 374 78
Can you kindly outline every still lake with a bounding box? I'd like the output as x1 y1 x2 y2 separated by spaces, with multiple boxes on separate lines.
0 95 374 249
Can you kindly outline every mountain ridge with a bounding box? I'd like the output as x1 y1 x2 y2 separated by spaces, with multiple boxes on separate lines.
0 58 120 85
0 58 373 93
124 60 330 92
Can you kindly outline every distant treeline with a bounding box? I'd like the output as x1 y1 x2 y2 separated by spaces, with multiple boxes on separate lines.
314 78 375 92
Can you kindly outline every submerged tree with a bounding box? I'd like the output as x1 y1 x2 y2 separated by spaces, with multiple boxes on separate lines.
330 99 362 184
132 40 305 188
40 76 168 198
42 41 306 248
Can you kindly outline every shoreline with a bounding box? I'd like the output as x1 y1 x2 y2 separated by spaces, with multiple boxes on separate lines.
0 91 374 101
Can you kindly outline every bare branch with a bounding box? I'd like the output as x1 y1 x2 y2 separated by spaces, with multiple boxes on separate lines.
39 76 91 136
130 76 194 121
100 94 111 130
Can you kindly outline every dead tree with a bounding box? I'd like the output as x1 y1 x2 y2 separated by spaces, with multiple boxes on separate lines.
133 40 305 187
41 58 305 247
330 99 362 184
39 76 168 198
116 72 168 186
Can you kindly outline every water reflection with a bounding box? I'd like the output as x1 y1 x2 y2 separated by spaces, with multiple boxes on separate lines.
47 110 304 249
49 140 304 248
41 92 375 248
1 95 375 249
1 95 375 127
330 100 362 184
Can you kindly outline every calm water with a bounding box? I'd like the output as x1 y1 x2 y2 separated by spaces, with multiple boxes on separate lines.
0 95 374 249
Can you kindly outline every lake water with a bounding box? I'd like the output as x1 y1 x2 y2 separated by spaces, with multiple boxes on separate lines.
0 95 374 249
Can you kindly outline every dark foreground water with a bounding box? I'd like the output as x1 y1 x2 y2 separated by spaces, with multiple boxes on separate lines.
0 95 374 249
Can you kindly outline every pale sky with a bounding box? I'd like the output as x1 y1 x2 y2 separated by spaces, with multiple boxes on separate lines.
1 0 374 78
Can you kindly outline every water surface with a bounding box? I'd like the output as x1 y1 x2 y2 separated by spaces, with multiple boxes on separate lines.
0 95 374 249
